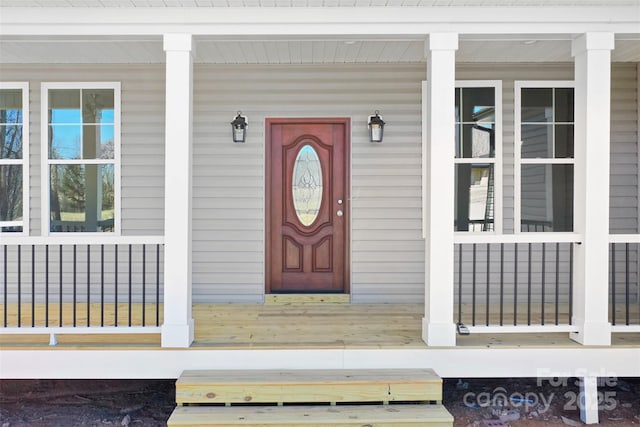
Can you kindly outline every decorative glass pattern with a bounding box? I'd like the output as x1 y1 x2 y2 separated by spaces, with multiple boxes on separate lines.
292 145 322 226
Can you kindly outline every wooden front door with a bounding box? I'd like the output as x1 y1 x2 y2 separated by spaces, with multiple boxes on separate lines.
266 118 350 293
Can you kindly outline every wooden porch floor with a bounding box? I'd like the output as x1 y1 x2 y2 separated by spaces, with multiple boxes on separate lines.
1 303 639 349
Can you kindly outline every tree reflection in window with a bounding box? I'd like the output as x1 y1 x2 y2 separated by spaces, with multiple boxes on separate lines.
47 87 116 232
0 88 24 232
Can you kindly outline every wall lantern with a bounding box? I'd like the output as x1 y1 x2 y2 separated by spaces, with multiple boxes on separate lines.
368 110 385 143
231 111 248 143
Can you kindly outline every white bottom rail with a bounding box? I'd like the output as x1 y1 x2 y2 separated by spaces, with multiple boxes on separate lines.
1 326 161 346
465 325 579 334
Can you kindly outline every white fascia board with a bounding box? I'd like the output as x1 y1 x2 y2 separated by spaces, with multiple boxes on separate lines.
0 7 638 36
1 348 640 379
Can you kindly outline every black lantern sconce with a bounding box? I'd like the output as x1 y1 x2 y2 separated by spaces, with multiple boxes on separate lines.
231 111 248 143
368 110 385 143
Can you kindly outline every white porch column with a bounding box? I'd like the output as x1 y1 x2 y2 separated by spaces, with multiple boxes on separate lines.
570 32 614 346
161 34 195 348
422 33 458 347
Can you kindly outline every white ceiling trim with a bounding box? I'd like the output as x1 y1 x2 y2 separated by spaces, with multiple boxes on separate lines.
1 38 639 64
1 6 639 36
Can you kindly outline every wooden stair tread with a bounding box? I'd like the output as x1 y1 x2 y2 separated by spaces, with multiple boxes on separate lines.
176 369 443 405
178 369 440 384
167 404 454 426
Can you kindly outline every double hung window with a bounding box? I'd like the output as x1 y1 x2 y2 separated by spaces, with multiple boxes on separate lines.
454 81 502 233
515 82 574 232
42 83 120 234
0 83 28 234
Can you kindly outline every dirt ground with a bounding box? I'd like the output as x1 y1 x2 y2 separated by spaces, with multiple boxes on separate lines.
0 377 639 426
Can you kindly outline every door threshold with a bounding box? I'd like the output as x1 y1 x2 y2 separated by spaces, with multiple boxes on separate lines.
265 294 351 305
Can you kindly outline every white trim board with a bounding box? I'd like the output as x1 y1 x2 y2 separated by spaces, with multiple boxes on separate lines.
1 347 639 379
1 7 639 37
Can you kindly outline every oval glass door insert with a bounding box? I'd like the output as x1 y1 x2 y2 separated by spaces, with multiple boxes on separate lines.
292 144 323 226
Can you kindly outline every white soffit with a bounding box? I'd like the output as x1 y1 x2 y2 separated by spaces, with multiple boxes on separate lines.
0 37 639 64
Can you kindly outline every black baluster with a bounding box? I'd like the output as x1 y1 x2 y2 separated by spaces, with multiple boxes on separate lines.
555 242 560 325
514 244 518 326
499 243 504 326
625 243 630 326
115 245 118 327
73 245 77 327
527 243 532 326
45 245 49 327
87 245 90 327
142 245 146 327
59 245 63 327
472 243 476 326
611 243 616 326
541 243 546 326
31 245 35 327
101 244 104 327
17 245 21 327
128 244 132 327
457 244 463 325
569 243 574 325
156 244 160 327
3 246 7 328
485 243 490 326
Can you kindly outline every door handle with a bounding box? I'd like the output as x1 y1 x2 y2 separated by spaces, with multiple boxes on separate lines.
337 210 344 217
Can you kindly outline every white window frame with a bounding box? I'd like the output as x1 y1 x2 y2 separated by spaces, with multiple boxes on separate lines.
0 82 29 235
514 80 575 234
454 80 503 235
41 82 121 236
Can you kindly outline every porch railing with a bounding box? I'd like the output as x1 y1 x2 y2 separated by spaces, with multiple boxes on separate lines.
609 235 640 332
453 234 580 334
0 236 164 343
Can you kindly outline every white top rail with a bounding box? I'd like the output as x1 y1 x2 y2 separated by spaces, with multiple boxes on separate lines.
0 235 164 246
454 233 582 245
609 234 640 244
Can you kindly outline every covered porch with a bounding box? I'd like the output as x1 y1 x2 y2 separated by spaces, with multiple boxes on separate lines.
0 2 639 360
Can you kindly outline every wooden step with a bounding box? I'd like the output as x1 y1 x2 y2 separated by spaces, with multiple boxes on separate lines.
167 404 454 426
175 369 443 406
264 294 350 304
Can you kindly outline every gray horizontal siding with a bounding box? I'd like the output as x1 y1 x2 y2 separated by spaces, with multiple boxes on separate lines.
1 61 637 306
0 64 166 237
192 63 425 303
610 64 639 234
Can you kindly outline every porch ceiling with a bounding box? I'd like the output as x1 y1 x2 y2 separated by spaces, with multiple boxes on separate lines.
1 35 639 64
1 2 638 64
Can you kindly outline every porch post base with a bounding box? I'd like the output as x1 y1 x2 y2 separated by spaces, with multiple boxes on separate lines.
421 318 456 347
579 376 599 424
570 321 611 346
161 320 195 348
